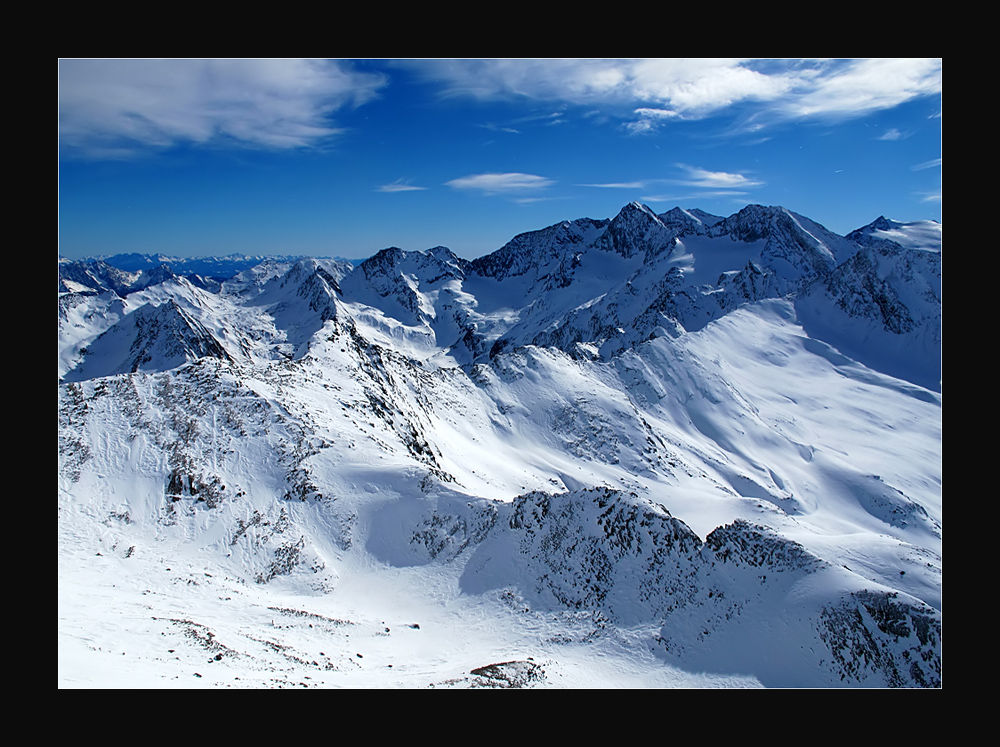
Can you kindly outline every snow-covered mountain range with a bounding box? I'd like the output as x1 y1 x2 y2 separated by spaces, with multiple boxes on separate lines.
58 203 942 688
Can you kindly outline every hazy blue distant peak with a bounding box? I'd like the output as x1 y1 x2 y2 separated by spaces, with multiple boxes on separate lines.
86 253 324 280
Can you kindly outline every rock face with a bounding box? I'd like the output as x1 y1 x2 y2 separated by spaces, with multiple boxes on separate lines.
58 202 942 687
455 490 939 687
469 217 609 283
461 488 704 623
595 201 676 260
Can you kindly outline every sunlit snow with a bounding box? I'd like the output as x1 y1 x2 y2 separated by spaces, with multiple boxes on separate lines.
59 204 941 688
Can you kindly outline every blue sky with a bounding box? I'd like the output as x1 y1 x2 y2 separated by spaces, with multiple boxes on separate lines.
58 59 942 261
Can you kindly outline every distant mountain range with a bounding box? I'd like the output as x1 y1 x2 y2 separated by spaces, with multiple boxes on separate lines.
58 203 941 688
59 252 340 285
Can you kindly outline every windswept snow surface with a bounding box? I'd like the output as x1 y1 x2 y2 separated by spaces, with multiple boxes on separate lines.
59 204 942 688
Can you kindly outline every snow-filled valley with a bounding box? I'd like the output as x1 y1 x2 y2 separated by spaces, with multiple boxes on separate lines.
58 203 942 688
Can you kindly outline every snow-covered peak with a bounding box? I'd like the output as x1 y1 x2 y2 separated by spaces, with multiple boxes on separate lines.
627 200 658 219
708 204 858 276
426 245 463 270
357 246 467 287
711 203 778 241
658 206 703 225
469 217 608 282
62 295 232 381
848 217 941 253
58 258 143 296
656 207 723 238
597 201 674 260
685 208 725 227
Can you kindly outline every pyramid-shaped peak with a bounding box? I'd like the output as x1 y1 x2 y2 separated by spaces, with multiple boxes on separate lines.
426 245 461 264
598 202 675 259
359 247 406 278
846 216 889 239
617 201 661 221
868 216 897 231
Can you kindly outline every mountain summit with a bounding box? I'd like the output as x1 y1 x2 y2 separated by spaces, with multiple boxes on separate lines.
59 203 941 688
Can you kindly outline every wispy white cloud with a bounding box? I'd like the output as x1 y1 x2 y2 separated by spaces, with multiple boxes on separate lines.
445 172 555 194
912 158 942 171
578 181 649 189
625 107 680 134
511 195 569 205
779 58 942 119
876 128 908 141
478 111 567 135
402 59 770 112
479 123 521 134
579 165 763 194
674 164 764 189
397 58 941 133
377 179 427 192
59 59 387 158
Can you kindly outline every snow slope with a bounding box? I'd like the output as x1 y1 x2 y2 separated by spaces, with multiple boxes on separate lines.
58 203 942 688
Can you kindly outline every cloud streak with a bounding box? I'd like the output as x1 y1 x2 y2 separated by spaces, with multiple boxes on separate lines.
59 59 387 158
578 181 650 189
673 164 764 189
579 165 763 197
445 172 555 194
876 128 908 141
377 179 427 192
